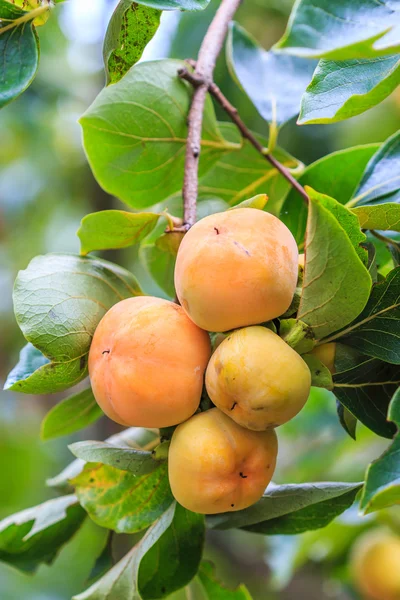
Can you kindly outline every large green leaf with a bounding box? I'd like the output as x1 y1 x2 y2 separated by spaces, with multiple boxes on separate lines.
47 428 158 492
350 130 400 206
74 502 204 600
199 122 301 214
333 344 398 439
41 388 103 441
0 495 85 573
3 343 90 395
81 59 229 209
139 503 204 599
78 210 160 255
299 55 400 124
298 189 371 339
198 562 253 600
11 254 141 392
275 0 400 59
207 482 361 532
69 440 157 476
72 462 173 534
280 144 378 245
0 0 39 109
352 203 400 231
326 268 400 364
103 1 161 85
227 22 316 127
360 388 400 513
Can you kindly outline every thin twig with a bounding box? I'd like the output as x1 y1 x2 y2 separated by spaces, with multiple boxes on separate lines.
179 68 309 206
179 0 242 229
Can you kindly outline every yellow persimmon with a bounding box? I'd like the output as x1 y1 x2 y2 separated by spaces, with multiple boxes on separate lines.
206 326 311 430
168 408 278 514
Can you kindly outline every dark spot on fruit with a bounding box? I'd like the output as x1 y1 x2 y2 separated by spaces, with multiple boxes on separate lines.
231 402 237 410
239 472 247 479
102 349 110 355
214 227 220 235
89 478 94 483
231 504 234 507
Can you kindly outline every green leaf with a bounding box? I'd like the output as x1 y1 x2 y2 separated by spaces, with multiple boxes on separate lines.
280 144 378 245
72 462 173 534
360 388 400 513
3 343 90 395
103 1 161 85
353 203 400 231
302 354 333 390
140 242 176 298
299 56 400 124
298 189 371 339
199 122 301 215
333 344 398 439
0 495 85 573
47 427 158 492
350 130 400 206
328 268 400 364
227 21 316 127
0 1 39 109
73 502 204 600
12 254 142 391
69 440 157 476
274 0 400 59
73 503 175 600
78 210 160 255
81 59 229 209
229 193 268 211
40 388 103 441
336 401 358 440
207 482 362 533
139 503 204 599
198 561 253 600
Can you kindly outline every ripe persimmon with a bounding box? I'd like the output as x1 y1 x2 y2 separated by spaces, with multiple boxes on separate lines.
89 296 211 428
174 208 298 332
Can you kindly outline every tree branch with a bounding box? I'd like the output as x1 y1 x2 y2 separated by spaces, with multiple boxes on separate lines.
179 0 242 230
180 68 309 206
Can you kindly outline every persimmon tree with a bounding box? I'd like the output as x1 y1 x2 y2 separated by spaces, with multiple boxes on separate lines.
1 0 400 598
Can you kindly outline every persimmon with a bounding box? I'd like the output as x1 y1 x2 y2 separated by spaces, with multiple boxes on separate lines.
168 408 277 514
88 296 211 428
311 342 336 374
206 326 311 430
174 208 298 332
351 530 400 600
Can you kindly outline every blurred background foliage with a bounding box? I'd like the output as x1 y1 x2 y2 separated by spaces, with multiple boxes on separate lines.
0 0 399 598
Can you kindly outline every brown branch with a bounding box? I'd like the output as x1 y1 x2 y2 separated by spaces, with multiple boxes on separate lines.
179 68 309 206
179 0 242 230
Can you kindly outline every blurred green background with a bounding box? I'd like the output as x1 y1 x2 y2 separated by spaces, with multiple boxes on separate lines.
1 0 399 598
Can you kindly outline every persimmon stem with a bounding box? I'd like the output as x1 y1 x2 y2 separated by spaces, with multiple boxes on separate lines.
179 68 309 207
180 0 242 230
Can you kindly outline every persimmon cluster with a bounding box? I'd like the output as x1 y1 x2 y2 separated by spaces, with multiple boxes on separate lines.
89 207 313 514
